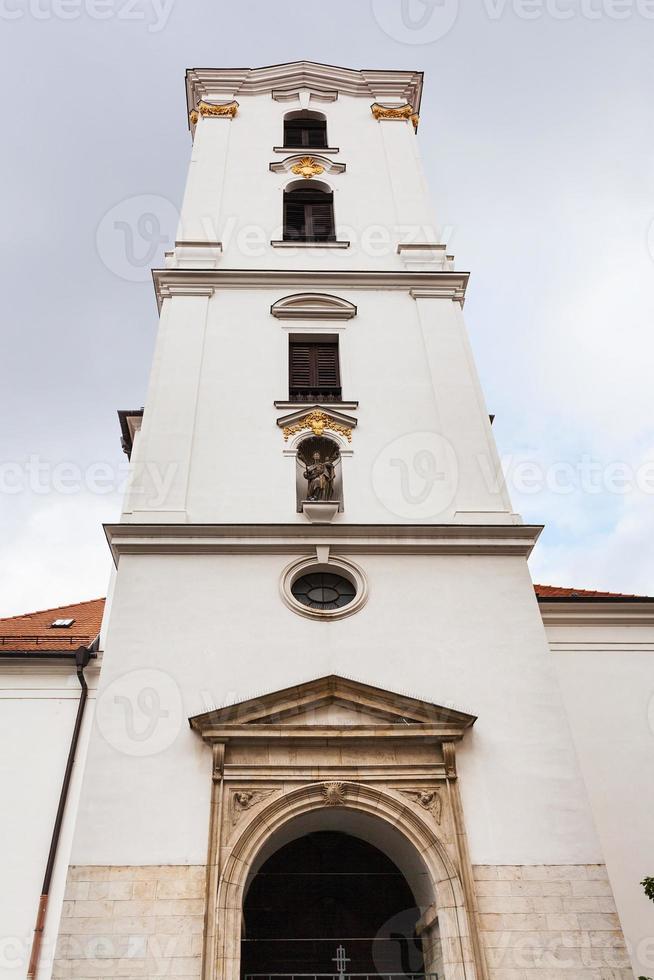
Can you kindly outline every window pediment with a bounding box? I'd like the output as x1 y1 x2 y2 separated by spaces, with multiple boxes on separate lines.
270 154 345 178
271 292 357 321
276 406 357 443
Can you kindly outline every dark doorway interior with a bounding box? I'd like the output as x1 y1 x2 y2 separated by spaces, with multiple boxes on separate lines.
241 831 425 980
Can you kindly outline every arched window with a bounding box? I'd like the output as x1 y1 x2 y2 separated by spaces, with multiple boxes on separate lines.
283 110 327 149
283 183 335 243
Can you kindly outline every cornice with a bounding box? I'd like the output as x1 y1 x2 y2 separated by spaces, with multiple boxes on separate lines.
152 268 469 311
539 600 654 628
104 523 542 564
185 62 424 127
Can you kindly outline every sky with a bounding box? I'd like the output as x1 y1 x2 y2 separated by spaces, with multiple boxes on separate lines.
1 0 653 616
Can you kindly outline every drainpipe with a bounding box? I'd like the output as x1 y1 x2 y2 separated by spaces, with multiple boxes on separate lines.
26 643 92 980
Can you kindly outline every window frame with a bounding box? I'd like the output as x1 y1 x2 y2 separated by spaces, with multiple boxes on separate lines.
283 114 328 149
283 187 336 243
288 336 341 401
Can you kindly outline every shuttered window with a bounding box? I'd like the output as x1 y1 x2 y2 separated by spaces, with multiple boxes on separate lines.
283 189 335 243
283 117 327 148
289 339 341 400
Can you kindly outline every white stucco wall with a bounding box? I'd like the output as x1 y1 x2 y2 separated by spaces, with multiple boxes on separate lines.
0 662 98 980
42 62 646 980
124 286 513 525
546 610 654 976
70 552 599 870
178 91 439 270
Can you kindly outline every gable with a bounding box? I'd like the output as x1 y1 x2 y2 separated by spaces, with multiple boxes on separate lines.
188 674 476 736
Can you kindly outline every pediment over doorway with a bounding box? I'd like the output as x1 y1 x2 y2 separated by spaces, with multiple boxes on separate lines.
188 674 476 741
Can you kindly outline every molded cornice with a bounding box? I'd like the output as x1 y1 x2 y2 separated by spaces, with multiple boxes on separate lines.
185 62 424 127
104 523 542 564
152 269 469 311
539 599 654 628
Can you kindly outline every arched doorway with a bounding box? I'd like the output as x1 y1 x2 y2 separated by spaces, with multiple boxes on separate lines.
242 830 427 980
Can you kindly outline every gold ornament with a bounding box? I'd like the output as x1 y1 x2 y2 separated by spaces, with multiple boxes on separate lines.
370 102 419 131
290 156 325 179
189 100 239 125
282 411 352 443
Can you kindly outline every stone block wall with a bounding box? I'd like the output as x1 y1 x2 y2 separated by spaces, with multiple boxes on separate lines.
53 863 634 979
473 864 633 978
54 865 206 979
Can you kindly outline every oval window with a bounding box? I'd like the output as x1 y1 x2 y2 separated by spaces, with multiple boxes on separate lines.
291 572 356 611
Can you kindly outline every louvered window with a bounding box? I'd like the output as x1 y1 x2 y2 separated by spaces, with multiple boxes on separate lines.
289 339 341 401
283 117 327 148
283 189 335 243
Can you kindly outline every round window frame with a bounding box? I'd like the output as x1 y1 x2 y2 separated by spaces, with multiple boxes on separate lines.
280 555 368 621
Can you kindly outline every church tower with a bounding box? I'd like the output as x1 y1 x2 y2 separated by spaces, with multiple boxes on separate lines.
51 63 632 980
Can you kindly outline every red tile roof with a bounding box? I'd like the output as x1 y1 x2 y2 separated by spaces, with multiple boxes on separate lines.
0 598 105 652
533 584 652 600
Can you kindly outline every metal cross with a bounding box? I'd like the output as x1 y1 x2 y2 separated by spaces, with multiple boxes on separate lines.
332 945 350 979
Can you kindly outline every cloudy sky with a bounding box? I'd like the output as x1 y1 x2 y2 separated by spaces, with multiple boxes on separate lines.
1 0 653 616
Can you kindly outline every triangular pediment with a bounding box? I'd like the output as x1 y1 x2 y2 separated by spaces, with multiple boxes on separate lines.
189 675 476 737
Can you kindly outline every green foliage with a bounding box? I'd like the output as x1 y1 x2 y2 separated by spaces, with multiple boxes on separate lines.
638 878 654 976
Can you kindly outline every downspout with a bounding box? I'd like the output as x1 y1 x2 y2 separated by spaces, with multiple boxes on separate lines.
26 643 92 980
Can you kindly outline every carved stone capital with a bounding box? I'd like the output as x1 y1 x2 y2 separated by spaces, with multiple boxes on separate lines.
189 100 239 125
211 743 225 782
443 741 457 778
371 102 419 131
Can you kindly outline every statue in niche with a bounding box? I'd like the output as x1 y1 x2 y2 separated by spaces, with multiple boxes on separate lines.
296 436 342 511
304 451 335 501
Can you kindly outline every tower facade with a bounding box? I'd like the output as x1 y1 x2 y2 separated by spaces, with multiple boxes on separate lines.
50 63 633 980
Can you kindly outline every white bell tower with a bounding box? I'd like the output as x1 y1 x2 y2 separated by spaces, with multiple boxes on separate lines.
50 63 627 980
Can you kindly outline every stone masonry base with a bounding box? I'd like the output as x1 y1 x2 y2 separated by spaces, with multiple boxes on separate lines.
54 865 206 979
54 864 633 979
473 864 633 978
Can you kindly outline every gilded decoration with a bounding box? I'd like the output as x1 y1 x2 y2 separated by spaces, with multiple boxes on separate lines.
189 100 239 125
370 102 419 131
282 410 352 443
290 156 325 179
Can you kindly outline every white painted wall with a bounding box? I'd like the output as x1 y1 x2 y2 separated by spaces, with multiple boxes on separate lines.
0 662 99 980
44 63 646 980
177 92 439 270
546 613 654 976
124 287 513 524
70 552 599 869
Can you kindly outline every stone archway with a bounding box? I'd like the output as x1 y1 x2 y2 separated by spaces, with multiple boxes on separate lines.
242 830 425 977
211 782 480 980
189 676 487 980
